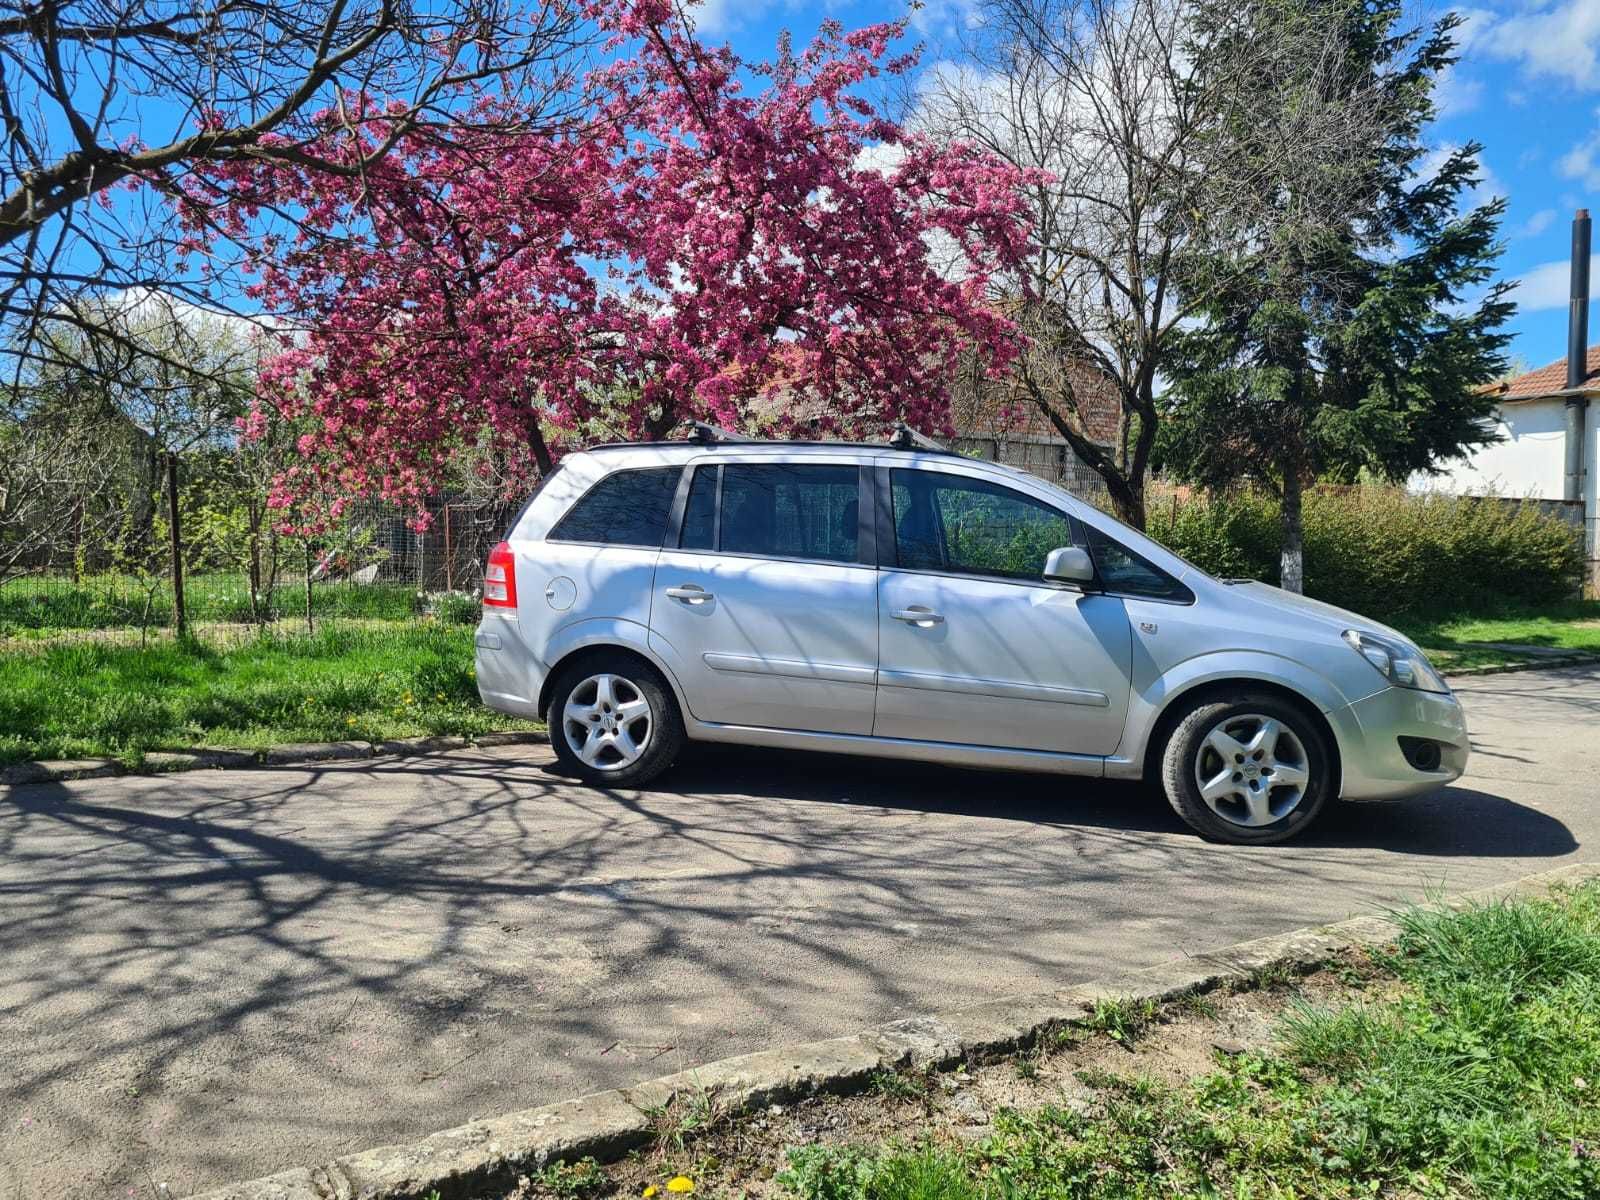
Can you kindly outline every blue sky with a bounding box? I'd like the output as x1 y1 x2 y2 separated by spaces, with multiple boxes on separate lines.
700 0 1600 377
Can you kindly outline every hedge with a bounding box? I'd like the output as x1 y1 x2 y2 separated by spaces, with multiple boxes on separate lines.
1144 486 1585 618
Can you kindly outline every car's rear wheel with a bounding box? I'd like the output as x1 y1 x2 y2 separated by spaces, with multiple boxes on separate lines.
548 652 684 786
1159 692 1332 845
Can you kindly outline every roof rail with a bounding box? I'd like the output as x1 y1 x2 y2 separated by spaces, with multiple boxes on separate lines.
585 421 962 456
685 420 761 446
887 423 951 453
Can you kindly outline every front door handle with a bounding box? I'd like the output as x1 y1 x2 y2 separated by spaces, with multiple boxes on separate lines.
666 584 713 604
891 606 944 627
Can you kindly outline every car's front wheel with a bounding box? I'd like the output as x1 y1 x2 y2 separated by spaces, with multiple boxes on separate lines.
1159 692 1333 845
548 652 684 787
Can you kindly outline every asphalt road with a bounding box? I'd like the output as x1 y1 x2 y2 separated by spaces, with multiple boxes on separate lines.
3 665 1597 1199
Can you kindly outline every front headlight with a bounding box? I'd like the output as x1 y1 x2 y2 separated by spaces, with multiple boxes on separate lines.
1342 630 1450 694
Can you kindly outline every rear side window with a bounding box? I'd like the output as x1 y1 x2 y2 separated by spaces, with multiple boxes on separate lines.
717 464 860 563
548 467 681 547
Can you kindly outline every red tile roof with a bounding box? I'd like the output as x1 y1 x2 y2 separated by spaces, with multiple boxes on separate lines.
1485 345 1600 401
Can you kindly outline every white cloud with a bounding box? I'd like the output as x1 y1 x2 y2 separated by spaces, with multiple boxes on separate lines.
1515 207 1558 238
1513 253 1600 310
853 141 907 176
1461 0 1600 91
686 0 768 35
1433 65 1484 119
1559 116 1600 189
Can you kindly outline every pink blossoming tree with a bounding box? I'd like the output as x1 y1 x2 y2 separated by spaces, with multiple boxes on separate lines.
175 2 1033 526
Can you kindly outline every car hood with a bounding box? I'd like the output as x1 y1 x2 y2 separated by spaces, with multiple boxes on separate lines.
1218 579 1416 647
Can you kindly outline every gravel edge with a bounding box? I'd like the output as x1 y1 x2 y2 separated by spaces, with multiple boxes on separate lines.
184 861 1600 1200
0 731 550 785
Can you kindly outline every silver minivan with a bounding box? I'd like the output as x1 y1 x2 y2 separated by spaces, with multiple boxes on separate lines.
475 430 1468 845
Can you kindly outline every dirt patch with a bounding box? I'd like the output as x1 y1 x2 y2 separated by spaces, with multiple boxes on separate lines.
496 951 1386 1200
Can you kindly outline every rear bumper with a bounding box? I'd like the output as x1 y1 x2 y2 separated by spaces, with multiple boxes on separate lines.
474 614 545 720
1329 684 1469 800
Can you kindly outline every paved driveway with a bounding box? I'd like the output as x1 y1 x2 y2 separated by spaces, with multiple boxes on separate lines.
3 665 1596 1199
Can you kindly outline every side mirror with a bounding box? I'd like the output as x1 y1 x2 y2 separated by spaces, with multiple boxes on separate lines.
1042 546 1096 588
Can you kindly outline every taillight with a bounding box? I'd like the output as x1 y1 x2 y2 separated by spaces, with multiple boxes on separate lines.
483 541 518 610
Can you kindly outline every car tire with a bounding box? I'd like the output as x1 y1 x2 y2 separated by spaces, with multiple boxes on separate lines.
1159 692 1333 845
547 651 685 787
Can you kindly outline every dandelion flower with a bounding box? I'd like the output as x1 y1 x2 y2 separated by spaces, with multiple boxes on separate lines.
642 1188 658 1198
666 1177 694 1194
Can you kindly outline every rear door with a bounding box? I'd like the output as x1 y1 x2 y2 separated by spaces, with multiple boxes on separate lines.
872 465 1133 756
648 457 880 735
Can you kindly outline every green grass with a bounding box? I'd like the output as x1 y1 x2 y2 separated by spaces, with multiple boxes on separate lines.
1395 600 1600 671
0 571 423 634
777 884 1600 1200
0 623 533 765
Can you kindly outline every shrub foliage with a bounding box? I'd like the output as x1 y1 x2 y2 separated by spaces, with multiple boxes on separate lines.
1145 487 1583 616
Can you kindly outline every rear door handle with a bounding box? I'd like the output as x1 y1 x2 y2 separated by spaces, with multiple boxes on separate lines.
891 607 944 626
666 584 713 604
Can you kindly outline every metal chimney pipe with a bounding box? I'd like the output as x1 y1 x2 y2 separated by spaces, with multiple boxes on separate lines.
1565 209 1590 504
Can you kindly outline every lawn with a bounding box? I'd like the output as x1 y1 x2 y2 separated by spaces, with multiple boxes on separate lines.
0 623 535 766
558 882 1600 1200
1396 599 1600 670
0 570 424 635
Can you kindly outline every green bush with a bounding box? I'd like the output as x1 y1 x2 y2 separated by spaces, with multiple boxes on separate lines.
1146 487 1584 617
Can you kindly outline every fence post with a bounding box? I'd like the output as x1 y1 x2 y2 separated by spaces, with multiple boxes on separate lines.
166 451 188 640
304 541 314 635
443 503 454 593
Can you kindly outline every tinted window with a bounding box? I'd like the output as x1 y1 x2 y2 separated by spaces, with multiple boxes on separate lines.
719 464 859 562
548 467 681 547
891 470 1073 579
679 466 717 550
1082 524 1192 601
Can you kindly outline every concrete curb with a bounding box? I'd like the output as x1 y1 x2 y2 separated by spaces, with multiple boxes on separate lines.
185 861 1600 1200
1446 652 1600 677
0 731 548 787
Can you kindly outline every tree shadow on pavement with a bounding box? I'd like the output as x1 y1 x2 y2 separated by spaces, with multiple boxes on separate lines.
0 736 1577 1200
610 743 1579 860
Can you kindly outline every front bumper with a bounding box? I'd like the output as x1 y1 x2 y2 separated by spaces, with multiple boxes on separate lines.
1328 684 1469 800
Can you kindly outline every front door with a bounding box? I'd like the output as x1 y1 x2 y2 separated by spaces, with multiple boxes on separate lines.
649 459 879 736
873 467 1132 756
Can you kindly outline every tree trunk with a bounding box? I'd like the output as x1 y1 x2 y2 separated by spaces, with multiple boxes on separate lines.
166 452 188 639
1279 467 1305 594
1106 474 1146 531
527 419 553 476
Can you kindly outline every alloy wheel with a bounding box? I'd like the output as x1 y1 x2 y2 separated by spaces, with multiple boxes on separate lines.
561 673 653 771
1192 713 1312 828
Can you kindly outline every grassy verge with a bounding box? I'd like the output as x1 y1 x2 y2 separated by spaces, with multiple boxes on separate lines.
525 883 1600 1200
0 623 535 765
1395 599 1600 671
0 571 430 634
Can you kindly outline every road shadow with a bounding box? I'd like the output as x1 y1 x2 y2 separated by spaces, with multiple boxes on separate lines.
0 734 1579 1199
592 742 1579 859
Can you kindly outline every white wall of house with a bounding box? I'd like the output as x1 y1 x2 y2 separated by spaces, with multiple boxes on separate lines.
1419 399 1569 500
1414 397 1598 582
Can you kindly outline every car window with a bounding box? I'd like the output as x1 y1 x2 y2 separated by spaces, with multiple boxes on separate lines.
1081 523 1193 601
718 463 859 562
679 465 717 550
547 466 681 547
890 470 1073 580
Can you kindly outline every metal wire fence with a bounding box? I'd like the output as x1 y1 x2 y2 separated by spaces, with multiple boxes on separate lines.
0 495 516 649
